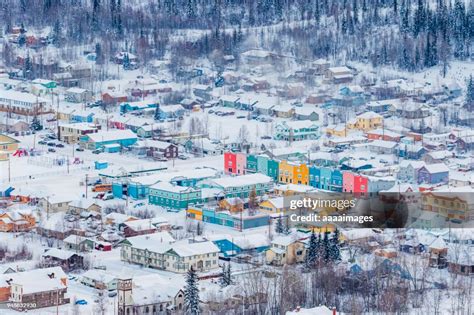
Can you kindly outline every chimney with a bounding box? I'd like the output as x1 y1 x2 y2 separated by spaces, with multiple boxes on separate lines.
332 307 337 315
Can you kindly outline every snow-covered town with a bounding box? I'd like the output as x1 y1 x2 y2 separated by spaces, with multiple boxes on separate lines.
0 1 474 314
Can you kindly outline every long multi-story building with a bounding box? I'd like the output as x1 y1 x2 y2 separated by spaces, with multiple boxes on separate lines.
0 90 50 116
120 232 220 273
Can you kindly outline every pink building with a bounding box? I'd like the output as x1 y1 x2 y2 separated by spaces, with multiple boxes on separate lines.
235 153 247 175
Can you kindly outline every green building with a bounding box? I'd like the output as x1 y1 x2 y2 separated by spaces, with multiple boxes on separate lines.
148 182 202 209
246 154 258 173
267 159 280 181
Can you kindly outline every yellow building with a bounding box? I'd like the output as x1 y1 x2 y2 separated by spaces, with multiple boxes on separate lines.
348 111 383 131
187 207 203 221
266 235 306 265
0 134 20 161
259 197 287 214
278 160 309 185
422 191 473 222
325 124 348 137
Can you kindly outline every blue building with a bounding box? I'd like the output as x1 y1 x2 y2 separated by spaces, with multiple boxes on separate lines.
309 166 343 192
0 185 14 198
309 166 321 188
80 129 138 150
211 235 270 257
71 112 94 123
158 105 185 120
120 101 158 113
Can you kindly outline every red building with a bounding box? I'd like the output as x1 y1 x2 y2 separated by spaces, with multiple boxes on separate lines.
224 152 237 174
102 92 128 105
366 129 402 142
342 172 368 197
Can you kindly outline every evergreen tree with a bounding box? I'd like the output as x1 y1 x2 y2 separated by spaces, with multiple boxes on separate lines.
154 105 161 121
275 215 284 234
122 53 130 69
466 75 474 110
329 229 341 261
184 266 200 315
52 20 61 46
31 115 43 131
322 230 331 263
220 263 233 287
92 0 100 32
283 216 290 235
304 231 319 269
23 53 32 79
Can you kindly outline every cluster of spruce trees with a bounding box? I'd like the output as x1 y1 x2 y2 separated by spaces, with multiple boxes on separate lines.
305 229 341 269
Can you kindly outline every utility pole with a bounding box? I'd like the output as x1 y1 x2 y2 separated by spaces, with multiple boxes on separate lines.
8 154 11 182
85 174 88 198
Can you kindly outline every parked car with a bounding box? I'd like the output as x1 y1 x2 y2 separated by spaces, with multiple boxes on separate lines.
48 148 56 153
260 136 272 140
92 149 102 154
178 155 188 160
108 291 117 298
38 140 47 145
47 142 56 146
55 143 65 148
94 265 107 270
236 115 246 119
103 194 114 200
75 300 88 305
76 147 85 152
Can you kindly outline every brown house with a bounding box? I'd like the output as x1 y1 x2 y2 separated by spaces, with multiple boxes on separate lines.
102 92 128 105
0 267 69 310
0 212 36 232
146 140 178 159
448 246 474 276
41 248 84 272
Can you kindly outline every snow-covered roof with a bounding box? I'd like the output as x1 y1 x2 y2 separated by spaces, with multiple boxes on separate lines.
422 163 449 174
124 232 175 252
357 111 382 119
105 212 136 224
86 129 137 142
170 240 219 257
81 269 117 284
63 234 92 244
328 66 351 73
160 104 184 113
429 237 447 250
0 89 49 104
5 267 67 294
278 120 317 129
241 49 273 58
149 181 200 193
399 160 426 169
232 234 269 249
66 87 88 94
368 140 398 149
42 248 79 260
272 235 296 246
264 197 285 209
209 173 273 189
275 184 316 193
